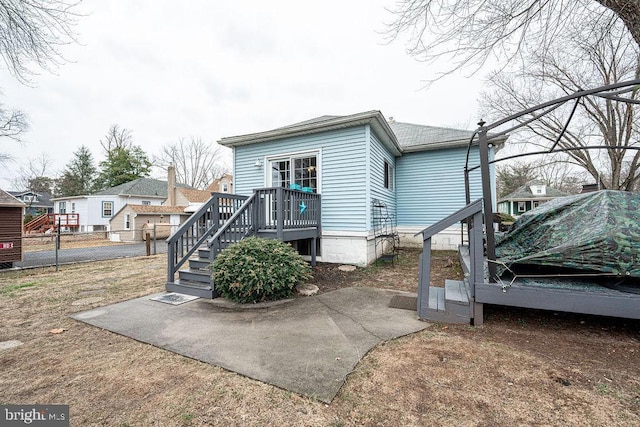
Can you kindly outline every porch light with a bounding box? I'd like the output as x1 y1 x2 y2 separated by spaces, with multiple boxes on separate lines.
254 159 262 168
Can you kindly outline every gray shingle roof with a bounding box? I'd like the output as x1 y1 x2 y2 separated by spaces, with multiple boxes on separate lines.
388 121 477 152
8 191 53 208
93 178 192 197
219 111 506 154
499 182 570 202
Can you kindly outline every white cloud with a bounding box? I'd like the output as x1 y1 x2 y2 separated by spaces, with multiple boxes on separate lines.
0 0 484 188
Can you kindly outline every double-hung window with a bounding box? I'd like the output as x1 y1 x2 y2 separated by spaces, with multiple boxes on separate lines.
102 201 114 217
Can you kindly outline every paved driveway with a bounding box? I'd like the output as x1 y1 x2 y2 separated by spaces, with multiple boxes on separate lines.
17 243 167 268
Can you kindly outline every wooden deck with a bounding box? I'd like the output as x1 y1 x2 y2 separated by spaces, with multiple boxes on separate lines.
459 246 640 321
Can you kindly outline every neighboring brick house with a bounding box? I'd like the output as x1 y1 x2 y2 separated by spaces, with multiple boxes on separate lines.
497 181 570 217
206 173 233 194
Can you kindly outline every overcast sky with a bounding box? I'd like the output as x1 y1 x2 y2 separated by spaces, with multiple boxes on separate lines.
0 0 486 190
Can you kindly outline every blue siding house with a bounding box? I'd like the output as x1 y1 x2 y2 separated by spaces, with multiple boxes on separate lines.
218 111 503 266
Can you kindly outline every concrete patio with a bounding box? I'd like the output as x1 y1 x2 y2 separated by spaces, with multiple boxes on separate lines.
71 287 429 402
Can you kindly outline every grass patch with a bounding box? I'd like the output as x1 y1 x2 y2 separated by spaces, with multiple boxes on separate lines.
0 281 37 295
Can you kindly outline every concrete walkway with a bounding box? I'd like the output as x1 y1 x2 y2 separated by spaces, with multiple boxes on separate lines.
71 287 429 402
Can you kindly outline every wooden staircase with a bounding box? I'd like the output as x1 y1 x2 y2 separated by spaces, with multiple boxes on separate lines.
166 188 321 299
166 247 217 298
23 213 80 234
416 199 485 325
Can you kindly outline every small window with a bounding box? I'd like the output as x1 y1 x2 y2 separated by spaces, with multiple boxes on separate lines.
71 202 76 213
59 201 66 214
222 183 229 193
102 201 114 217
142 201 151 206
124 214 131 230
533 201 539 209
384 161 394 190
518 202 526 212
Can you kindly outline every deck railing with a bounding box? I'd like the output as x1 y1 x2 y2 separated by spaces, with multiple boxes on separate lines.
167 193 248 283
253 187 322 237
167 188 322 285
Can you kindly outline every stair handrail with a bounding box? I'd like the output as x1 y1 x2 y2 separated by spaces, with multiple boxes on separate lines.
414 199 485 320
167 193 248 283
207 192 257 261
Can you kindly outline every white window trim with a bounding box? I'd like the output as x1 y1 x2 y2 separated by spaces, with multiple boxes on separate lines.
124 213 131 230
517 201 526 212
264 149 322 193
102 201 114 217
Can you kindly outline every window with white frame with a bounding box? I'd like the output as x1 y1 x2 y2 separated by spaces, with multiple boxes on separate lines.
71 202 76 213
102 201 114 217
518 202 526 212
268 152 319 192
59 201 66 214
124 214 130 230
533 201 539 209
222 183 229 193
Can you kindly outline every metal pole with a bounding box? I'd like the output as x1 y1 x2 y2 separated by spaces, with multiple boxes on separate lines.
478 122 497 282
55 217 60 271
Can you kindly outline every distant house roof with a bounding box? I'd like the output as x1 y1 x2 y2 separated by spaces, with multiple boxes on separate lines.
179 188 211 204
0 189 25 207
499 181 570 202
92 178 192 198
218 111 507 155
125 204 189 215
8 190 53 208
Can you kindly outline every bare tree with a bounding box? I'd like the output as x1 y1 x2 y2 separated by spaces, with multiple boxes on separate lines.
11 152 54 192
155 137 228 189
0 105 27 163
0 0 82 83
385 0 640 79
100 124 133 152
483 17 640 190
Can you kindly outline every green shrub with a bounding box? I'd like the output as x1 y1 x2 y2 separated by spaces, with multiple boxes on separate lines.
211 237 312 303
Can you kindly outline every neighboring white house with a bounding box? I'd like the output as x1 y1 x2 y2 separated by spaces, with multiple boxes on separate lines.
51 178 185 232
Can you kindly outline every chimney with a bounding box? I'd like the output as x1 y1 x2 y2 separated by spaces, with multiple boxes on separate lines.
167 164 176 206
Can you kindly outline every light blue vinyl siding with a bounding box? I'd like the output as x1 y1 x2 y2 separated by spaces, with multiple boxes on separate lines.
368 130 396 229
395 146 485 227
233 126 368 232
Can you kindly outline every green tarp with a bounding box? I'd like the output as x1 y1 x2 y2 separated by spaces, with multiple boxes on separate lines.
495 190 640 278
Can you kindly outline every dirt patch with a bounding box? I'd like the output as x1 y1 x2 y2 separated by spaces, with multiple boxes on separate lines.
0 250 638 426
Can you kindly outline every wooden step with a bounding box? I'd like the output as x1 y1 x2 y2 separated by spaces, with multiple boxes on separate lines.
178 268 211 284
419 286 471 324
445 279 469 305
166 279 215 299
189 258 210 270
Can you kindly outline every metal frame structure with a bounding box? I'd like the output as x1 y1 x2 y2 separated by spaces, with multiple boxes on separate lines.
464 79 640 282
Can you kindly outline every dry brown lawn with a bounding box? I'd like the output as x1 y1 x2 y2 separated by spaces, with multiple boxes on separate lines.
0 249 639 426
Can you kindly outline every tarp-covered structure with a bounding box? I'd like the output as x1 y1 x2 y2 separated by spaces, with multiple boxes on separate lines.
495 190 640 279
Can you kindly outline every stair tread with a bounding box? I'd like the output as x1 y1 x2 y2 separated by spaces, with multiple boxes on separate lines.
170 279 212 290
445 279 469 304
